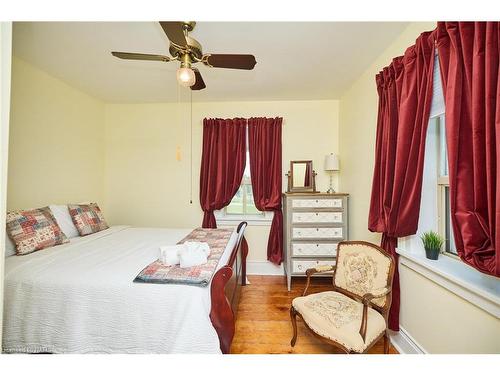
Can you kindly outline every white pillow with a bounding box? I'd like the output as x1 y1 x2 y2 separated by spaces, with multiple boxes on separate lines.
4 233 16 257
49 204 80 239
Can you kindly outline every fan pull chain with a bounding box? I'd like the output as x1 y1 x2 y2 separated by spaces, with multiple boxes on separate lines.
190 89 193 205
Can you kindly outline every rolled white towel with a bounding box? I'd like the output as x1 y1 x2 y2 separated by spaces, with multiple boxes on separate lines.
179 246 208 268
184 241 211 257
158 245 184 266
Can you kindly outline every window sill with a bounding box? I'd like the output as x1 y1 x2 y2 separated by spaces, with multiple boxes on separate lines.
396 247 500 318
215 213 273 226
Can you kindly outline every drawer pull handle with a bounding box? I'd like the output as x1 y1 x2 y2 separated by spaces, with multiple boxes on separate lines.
316 244 319 247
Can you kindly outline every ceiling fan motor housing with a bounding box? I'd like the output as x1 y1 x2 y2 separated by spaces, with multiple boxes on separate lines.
169 36 203 61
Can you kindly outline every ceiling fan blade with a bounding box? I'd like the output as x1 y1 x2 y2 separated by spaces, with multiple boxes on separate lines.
159 22 187 47
191 69 206 90
204 54 257 70
111 51 171 62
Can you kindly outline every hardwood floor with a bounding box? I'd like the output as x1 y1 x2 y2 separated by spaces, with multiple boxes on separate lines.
231 275 398 354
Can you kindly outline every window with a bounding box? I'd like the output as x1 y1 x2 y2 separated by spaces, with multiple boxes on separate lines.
431 54 457 257
224 150 262 216
436 115 457 256
215 132 272 223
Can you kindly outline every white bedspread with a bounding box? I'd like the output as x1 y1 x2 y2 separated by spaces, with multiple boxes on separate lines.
2 226 236 354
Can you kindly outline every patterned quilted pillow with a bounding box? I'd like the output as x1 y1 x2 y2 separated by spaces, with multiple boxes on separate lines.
68 203 109 236
6 207 69 255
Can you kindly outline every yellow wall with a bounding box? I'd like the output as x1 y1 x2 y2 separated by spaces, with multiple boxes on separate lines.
399 264 500 353
0 21 13 345
104 99 339 261
7 57 105 210
339 22 500 353
338 22 437 243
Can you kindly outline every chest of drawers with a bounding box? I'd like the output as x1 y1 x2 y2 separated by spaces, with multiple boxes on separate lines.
283 193 349 291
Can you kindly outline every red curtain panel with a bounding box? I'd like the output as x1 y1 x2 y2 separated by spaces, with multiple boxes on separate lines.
199 118 247 228
436 22 500 277
368 32 435 330
248 117 284 265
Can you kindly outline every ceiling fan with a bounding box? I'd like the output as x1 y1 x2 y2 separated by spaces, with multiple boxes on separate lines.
111 21 257 90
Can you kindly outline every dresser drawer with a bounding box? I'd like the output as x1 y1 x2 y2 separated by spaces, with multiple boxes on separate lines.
292 211 343 224
292 259 336 274
292 227 344 239
292 242 338 257
291 198 343 209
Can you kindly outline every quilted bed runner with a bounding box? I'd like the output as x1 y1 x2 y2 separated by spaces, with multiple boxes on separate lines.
134 227 234 287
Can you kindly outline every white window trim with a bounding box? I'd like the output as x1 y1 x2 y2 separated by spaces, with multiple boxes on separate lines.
396 244 500 319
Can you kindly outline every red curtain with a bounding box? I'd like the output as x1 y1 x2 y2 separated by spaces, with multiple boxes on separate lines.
436 22 500 277
368 32 435 330
200 118 247 228
248 117 284 264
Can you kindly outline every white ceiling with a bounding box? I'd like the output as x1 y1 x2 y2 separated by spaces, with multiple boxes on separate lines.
13 22 409 103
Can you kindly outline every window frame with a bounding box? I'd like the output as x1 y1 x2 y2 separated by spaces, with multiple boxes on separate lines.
435 114 459 259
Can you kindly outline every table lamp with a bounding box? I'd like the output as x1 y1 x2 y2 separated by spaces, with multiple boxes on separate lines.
324 153 340 193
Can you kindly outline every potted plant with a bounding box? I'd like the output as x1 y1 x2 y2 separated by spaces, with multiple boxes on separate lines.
420 231 444 260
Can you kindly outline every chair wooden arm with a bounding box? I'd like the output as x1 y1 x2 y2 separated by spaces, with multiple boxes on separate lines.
302 265 336 296
358 287 392 342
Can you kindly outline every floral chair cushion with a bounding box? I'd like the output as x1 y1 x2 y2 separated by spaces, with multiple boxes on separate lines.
6 207 69 255
334 243 392 308
68 203 109 236
292 291 386 353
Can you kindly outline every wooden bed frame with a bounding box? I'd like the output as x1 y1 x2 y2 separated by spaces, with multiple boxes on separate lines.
11 223 248 355
209 221 248 354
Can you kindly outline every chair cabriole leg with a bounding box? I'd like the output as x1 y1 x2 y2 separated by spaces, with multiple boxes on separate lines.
384 330 390 354
290 306 298 347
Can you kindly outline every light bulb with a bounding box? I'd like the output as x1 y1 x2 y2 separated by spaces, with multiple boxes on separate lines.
176 67 196 87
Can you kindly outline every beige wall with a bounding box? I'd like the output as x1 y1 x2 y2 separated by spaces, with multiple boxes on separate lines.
7 57 105 210
338 22 437 243
339 22 500 353
399 264 500 353
0 21 13 345
104 99 339 261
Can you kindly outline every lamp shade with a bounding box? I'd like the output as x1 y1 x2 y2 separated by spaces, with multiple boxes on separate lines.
324 153 340 171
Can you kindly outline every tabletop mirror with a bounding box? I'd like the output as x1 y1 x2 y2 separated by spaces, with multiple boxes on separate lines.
286 160 317 193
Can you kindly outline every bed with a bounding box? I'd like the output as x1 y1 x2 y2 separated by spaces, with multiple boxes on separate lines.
2 223 247 354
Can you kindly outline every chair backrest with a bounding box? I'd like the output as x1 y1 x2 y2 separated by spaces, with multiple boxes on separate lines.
333 241 394 309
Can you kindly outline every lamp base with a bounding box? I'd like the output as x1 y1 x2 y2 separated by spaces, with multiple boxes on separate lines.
326 173 335 194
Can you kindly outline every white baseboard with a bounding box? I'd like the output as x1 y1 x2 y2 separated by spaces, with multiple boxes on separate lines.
247 261 284 276
390 327 427 354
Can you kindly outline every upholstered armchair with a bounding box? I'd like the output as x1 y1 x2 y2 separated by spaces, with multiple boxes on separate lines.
290 241 395 354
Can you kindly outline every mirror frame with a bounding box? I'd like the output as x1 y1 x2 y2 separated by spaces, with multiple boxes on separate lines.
286 160 317 193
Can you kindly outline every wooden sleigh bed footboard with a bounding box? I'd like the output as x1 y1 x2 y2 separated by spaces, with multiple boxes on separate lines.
210 221 248 354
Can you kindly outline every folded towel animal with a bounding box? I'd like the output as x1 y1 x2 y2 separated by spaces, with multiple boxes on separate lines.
184 241 210 257
179 245 209 268
158 242 211 268
158 245 184 266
